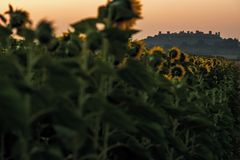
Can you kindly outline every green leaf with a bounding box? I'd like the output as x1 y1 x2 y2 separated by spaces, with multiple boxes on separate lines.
71 18 99 33
0 25 12 39
84 95 137 133
31 146 63 160
0 14 7 23
167 133 188 154
110 136 152 160
193 145 214 160
118 59 157 93
46 62 79 94
0 80 27 132
54 125 86 151
87 31 103 51
136 122 165 143
54 99 85 132
180 115 216 130
0 57 23 80
103 28 137 57
17 28 35 41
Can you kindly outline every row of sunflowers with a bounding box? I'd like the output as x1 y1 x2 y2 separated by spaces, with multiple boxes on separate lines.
0 0 240 160
122 40 233 82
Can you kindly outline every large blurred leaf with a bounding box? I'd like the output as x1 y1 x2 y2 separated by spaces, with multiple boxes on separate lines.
0 14 7 23
31 146 63 160
46 61 79 94
167 133 188 154
192 145 214 160
0 57 23 80
17 28 35 41
136 122 165 143
0 25 12 40
103 28 137 57
118 59 157 93
110 136 152 160
87 31 103 51
84 94 137 133
71 18 99 33
180 115 216 130
0 80 27 133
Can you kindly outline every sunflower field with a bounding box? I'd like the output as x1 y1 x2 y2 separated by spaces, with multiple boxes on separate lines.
0 0 240 160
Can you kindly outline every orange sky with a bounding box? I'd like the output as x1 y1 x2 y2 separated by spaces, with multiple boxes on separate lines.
1 0 240 39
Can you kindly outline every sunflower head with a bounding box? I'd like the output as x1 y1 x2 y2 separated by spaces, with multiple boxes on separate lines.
102 0 142 30
187 66 197 75
79 33 87 41
169 64 186 81
117 0 142 29
180 52 190 62
128 40 145 60
169 47 181 62
148 46 164 56
204 64 212 73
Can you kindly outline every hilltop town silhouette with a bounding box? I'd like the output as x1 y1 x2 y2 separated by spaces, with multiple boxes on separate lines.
144 31 240 58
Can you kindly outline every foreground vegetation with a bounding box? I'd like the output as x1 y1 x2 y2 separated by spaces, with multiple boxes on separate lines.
0 0 239 159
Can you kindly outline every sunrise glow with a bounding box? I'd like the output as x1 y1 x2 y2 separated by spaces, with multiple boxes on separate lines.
1 0 240 39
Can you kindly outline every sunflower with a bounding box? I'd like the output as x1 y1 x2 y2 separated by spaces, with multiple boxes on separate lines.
183 53 190 62
206 59 214 68
116 57 128 69
128 40 145 60
169 64 186 81
204 64 212 73
169 47 181 62
79 33 87 41
216 60 222 66
187 66 197 74
164 74 172 81
115 0 142 30
148 46 164 55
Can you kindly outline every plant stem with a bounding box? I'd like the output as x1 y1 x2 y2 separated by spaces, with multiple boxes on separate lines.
94 117 100 151
0 134 4 160
20 134 30 160
101 124 110 160
78 41 89 116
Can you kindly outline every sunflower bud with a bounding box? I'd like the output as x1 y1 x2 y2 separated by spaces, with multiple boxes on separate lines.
36 20 54 44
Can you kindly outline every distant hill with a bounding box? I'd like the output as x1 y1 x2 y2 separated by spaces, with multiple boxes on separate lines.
144 31 240 59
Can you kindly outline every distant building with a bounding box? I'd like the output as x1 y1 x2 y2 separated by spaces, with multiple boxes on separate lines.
144 30 240 56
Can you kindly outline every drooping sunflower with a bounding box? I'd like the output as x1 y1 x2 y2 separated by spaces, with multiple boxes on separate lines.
187 66 197 75
180 52 190 62
216 60 222 66
205 59 214 68
169 64 186 81
114 0 142 30
128 40 145 60
169 47 181 62
148 46 164 56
